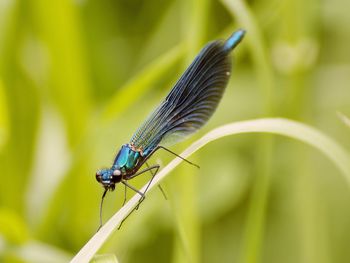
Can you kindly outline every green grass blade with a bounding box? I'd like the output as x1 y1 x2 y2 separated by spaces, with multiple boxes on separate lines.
31 0 92 145
0 79 9 150
221 1 276 261
221 0 274 112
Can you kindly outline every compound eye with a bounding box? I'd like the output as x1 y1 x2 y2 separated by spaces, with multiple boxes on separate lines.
113 169 121 176
96 171 102 182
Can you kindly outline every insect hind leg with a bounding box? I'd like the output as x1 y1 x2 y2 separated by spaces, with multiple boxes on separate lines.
118 164 160 229
135 164 160 210
145 162 167 200
154 146 200 168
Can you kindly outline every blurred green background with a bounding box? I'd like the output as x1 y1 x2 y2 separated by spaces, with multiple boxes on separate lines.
1 0 350 262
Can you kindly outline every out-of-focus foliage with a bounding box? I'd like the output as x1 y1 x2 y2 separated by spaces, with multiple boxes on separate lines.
0 0 350 262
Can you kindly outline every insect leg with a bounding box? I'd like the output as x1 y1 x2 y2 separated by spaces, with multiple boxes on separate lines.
121 180 144 197
122 183 127 206
145 162 167 200
127 165 158 179
121 164 160 206
118 165 160 229
122 164 159 203
154 145 200 168
135 164 159 210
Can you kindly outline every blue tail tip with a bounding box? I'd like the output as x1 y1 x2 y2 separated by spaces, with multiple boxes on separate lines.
224 29 246 52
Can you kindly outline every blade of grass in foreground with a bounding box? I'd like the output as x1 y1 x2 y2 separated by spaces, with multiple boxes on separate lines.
71 118 350 263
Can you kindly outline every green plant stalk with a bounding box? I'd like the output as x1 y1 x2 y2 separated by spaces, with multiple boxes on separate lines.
70 118 350 263
221 1 275 262
279 0 324 260
0 80 9 150
31 0 92 145
0 0 41 212
221 0 273 112
171 164 200 263
171 0 210 262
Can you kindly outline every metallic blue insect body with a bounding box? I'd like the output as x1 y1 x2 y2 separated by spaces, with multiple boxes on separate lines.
96 29 245 212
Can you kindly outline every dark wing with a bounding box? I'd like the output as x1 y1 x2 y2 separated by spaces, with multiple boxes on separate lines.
130 30 245 155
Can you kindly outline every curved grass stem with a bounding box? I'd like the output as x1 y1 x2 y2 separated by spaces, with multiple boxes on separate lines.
71 118 350 263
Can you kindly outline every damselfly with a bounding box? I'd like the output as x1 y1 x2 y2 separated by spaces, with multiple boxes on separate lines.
96 29 245 227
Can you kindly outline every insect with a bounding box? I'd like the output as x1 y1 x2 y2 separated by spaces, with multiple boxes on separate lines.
96 29 245 227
